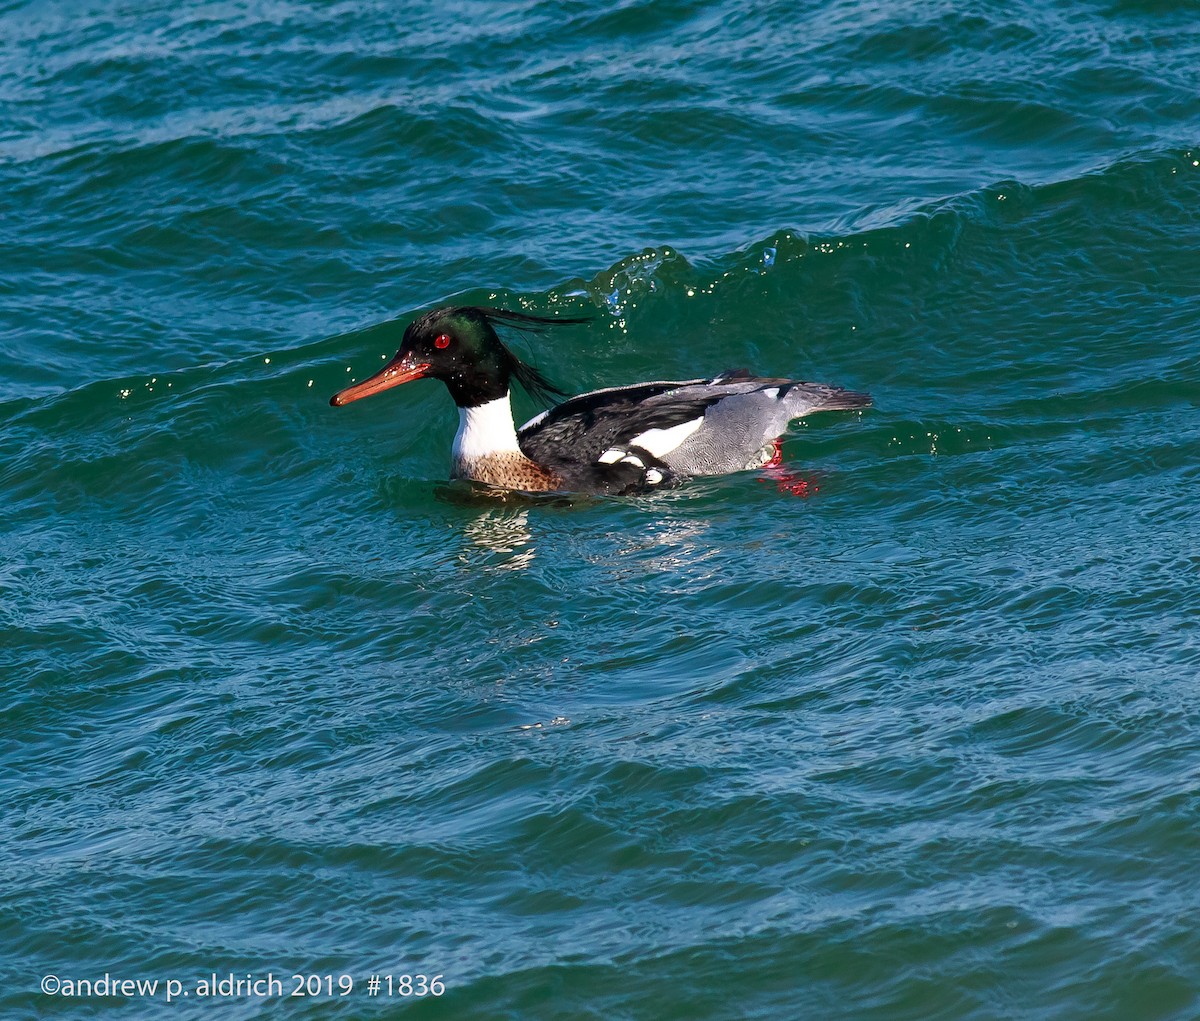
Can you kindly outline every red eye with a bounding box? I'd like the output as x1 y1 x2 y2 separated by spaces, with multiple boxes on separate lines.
434 333 451 349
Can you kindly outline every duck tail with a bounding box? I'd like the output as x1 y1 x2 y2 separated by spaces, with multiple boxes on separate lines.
810 386 872 411
783 383 873 413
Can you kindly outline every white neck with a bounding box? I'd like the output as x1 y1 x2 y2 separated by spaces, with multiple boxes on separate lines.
453 395 522 463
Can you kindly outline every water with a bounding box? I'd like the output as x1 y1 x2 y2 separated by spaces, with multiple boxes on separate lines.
2 2 1199 1018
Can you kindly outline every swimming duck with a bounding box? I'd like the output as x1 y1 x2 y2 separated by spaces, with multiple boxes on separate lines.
329 306 870 494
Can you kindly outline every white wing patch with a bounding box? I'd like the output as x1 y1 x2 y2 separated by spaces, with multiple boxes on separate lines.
599 448 645 468
597 417 705 483
628 417 704 458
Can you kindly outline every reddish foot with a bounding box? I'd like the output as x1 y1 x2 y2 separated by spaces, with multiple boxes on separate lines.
760 472 818 497
758 440 819 497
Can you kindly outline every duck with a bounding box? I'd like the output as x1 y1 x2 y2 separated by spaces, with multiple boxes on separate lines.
329 305 871 495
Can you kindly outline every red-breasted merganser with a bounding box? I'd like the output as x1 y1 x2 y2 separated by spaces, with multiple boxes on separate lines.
330 306 871 494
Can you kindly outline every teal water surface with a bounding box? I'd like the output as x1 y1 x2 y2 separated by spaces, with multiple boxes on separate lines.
2 2 1200 1019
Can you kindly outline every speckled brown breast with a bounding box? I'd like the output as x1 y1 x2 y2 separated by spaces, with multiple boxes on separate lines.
452 452 563 492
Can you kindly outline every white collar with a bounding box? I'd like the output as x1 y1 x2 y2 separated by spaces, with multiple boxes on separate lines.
453 395 522 462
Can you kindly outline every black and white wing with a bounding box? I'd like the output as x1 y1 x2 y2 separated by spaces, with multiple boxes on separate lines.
518 372 871 490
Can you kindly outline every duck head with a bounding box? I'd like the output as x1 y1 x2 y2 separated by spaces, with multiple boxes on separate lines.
329 306 582 409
